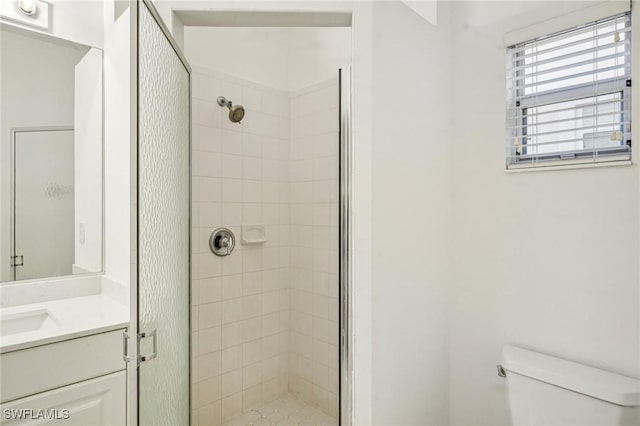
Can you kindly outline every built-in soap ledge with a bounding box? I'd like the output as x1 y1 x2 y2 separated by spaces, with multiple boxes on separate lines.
242 224 267 245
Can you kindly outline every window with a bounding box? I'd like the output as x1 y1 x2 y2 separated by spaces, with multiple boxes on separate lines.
506 12 632 169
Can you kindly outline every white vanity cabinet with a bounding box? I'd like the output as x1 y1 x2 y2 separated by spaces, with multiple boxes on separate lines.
0 330 127 425
1 372 125 425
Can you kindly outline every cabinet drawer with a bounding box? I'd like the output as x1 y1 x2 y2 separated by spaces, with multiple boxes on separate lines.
0 330 125 403
0 371 126 425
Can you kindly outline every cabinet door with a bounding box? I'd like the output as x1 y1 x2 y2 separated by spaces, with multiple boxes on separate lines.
0 330 125 403
1 371 126 425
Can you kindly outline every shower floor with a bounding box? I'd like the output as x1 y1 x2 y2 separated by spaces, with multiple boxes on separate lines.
224 394 336 426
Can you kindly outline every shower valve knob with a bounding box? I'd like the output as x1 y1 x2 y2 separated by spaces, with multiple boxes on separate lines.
210 228 235 256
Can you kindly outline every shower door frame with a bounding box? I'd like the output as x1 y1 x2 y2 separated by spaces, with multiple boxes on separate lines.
338 67 353 426
128 0 192 424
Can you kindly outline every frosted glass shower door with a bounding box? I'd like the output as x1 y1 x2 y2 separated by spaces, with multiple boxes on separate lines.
13 129 75 281
137 1 191 425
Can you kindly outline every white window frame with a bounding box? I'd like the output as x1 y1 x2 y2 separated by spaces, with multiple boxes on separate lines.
506 12 632 170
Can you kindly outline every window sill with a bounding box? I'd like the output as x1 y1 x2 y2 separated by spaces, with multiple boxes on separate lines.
506 157 632 173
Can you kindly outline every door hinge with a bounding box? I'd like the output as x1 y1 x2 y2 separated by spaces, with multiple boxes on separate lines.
11 255 23 267
123 329 158 364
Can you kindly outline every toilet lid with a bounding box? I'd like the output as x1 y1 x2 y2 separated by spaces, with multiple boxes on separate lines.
502 345 640 407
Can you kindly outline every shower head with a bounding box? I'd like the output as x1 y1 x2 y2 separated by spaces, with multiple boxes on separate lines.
228 104 245 123
217 96 245 123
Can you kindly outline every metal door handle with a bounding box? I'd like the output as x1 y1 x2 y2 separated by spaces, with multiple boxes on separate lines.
123 331 135 362
139 329 157 362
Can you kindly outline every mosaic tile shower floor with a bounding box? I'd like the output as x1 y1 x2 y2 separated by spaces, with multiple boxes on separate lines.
224 394 336 426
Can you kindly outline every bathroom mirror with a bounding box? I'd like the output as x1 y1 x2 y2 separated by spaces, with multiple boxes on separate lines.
0 24 103 282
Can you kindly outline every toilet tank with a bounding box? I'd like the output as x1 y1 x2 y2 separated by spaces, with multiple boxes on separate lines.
501 346 640 426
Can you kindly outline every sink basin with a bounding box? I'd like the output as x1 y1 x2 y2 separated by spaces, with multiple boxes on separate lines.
0 309 57 336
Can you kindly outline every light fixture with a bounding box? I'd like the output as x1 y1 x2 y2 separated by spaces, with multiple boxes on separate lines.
17 0 38 16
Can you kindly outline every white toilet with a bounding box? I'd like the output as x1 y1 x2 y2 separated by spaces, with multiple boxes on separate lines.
501 346 640 426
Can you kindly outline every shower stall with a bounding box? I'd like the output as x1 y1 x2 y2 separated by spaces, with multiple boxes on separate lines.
132 2 352 425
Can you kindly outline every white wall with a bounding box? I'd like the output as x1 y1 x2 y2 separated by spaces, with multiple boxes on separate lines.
103 0 132 287
185 27 289 91
286 28 351 91
184 27 350 92
74 48 104 274
371 2 452 424
449 2 640 425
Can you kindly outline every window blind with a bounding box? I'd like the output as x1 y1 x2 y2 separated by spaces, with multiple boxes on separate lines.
506 12 632 169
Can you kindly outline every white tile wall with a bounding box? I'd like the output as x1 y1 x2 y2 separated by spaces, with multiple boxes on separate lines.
288 79 339 418
191 68 291 426
191 68 339 425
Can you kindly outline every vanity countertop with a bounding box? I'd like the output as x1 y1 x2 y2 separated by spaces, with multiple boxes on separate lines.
0 276 129 353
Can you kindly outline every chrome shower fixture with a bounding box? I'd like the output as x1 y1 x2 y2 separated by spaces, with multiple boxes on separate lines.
217 96 245 123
